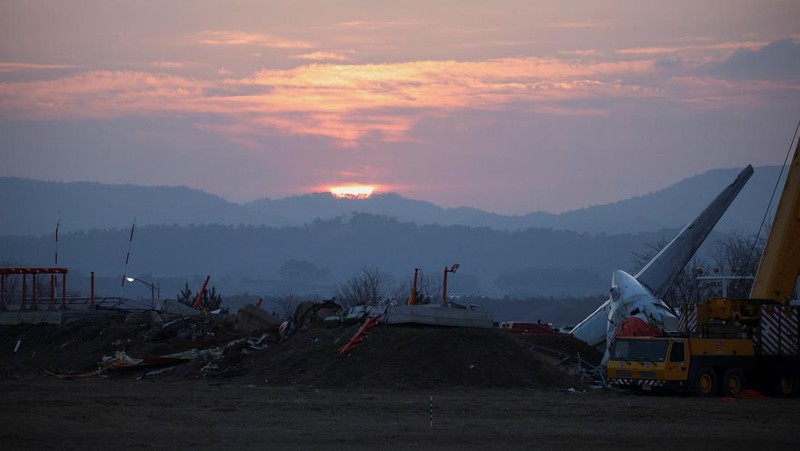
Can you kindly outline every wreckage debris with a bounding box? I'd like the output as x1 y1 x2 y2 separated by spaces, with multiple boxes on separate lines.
337 314 383 356
236 305 281 335
0 300 603 389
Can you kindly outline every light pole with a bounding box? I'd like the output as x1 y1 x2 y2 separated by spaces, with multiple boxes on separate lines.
442 263 459 306
125 276 159 310
408 268 419 305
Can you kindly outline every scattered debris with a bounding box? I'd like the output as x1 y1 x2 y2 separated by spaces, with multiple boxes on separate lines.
0 302 604 390
337 314 383 356
236 304 281 335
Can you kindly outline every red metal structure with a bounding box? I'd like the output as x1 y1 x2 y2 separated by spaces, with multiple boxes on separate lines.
0 267 68 310
192 275 211 311
407 268 419 305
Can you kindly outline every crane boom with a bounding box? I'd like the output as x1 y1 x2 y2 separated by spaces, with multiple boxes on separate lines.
607 128 800 398
749 138 800 302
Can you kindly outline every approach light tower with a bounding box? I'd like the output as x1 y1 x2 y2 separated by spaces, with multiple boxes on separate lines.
442 263 460 306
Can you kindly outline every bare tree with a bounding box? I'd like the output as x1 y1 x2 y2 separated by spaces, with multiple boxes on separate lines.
416 269 442 305
669 257 714 307
274 294 301 320
335 267 393 307
389 268 443 305
632 230 766 308
629 239 704 308
0 274 19 307
629 238 671 275
707 231 764 298
390 276 411 305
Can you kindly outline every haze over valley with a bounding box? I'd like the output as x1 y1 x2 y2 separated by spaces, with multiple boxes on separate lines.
0 164 781 320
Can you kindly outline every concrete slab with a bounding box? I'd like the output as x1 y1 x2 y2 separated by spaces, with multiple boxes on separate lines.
382 305 494 328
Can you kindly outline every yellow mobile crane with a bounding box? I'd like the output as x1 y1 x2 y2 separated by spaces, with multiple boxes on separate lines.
606 136 800 397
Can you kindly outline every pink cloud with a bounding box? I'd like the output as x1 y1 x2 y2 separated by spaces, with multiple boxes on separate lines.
617 40 770 67
290 51 353 62
1 52 794 147
335 21 424 30
198 30 312 49
0 62 74 72
0 71 208 120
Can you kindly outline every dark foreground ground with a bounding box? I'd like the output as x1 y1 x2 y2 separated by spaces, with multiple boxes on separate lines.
3 377 800 450
3 315 800 449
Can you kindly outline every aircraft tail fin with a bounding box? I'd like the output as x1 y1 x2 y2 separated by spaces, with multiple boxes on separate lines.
635 165 754 297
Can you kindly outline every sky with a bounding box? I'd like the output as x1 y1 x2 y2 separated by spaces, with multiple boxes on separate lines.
1 0 799 214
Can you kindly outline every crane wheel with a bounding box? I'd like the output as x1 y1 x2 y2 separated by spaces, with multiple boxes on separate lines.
772 372 798 398
695 367 717 397
721 368 745 397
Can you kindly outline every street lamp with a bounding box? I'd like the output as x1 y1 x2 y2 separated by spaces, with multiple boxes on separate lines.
442 263 460 306
125 276 159 310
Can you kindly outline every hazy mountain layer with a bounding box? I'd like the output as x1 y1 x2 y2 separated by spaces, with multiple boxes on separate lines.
0 214 688 298
0 164 780 237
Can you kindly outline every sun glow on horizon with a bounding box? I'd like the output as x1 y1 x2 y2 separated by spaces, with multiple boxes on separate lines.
329 184 375 199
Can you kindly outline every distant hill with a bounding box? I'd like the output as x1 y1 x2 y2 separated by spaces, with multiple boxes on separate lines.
244 165 777 234
0 164 780 236
0 178 268 236
549 166 781 234
0 214 680 299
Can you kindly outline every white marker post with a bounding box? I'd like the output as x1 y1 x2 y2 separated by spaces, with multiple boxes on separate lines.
429 396 433 430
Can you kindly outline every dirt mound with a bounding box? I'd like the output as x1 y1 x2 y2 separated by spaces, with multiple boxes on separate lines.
0 314 601 390
237 325 597 389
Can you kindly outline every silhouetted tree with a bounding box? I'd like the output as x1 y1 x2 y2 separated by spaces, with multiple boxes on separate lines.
201 286 223 311
391 269 441 305
176 283 193 305
707 230 765 298
176 283 222 310
632 231 765 308
335 267 393 307
274 294 301 320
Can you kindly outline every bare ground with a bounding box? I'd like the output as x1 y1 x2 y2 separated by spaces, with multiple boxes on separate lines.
3 378 800 450
2 315 800 449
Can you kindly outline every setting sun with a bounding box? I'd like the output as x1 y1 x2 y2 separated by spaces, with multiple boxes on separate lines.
329 184 375 199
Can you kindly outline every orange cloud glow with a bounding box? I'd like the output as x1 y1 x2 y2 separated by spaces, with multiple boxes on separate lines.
198 30 312 49
1 50 791 147
291 52 352 62
0 71 208 120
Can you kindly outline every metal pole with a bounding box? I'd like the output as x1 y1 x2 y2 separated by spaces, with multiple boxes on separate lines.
442 266 448 306
22 274 27 309
62 272 66 309
409 268 418 305
49 274 55 310
31 273 37 310
90 271 95 307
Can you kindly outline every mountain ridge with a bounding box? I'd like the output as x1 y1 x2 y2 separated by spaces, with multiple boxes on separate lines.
0 164 780 236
